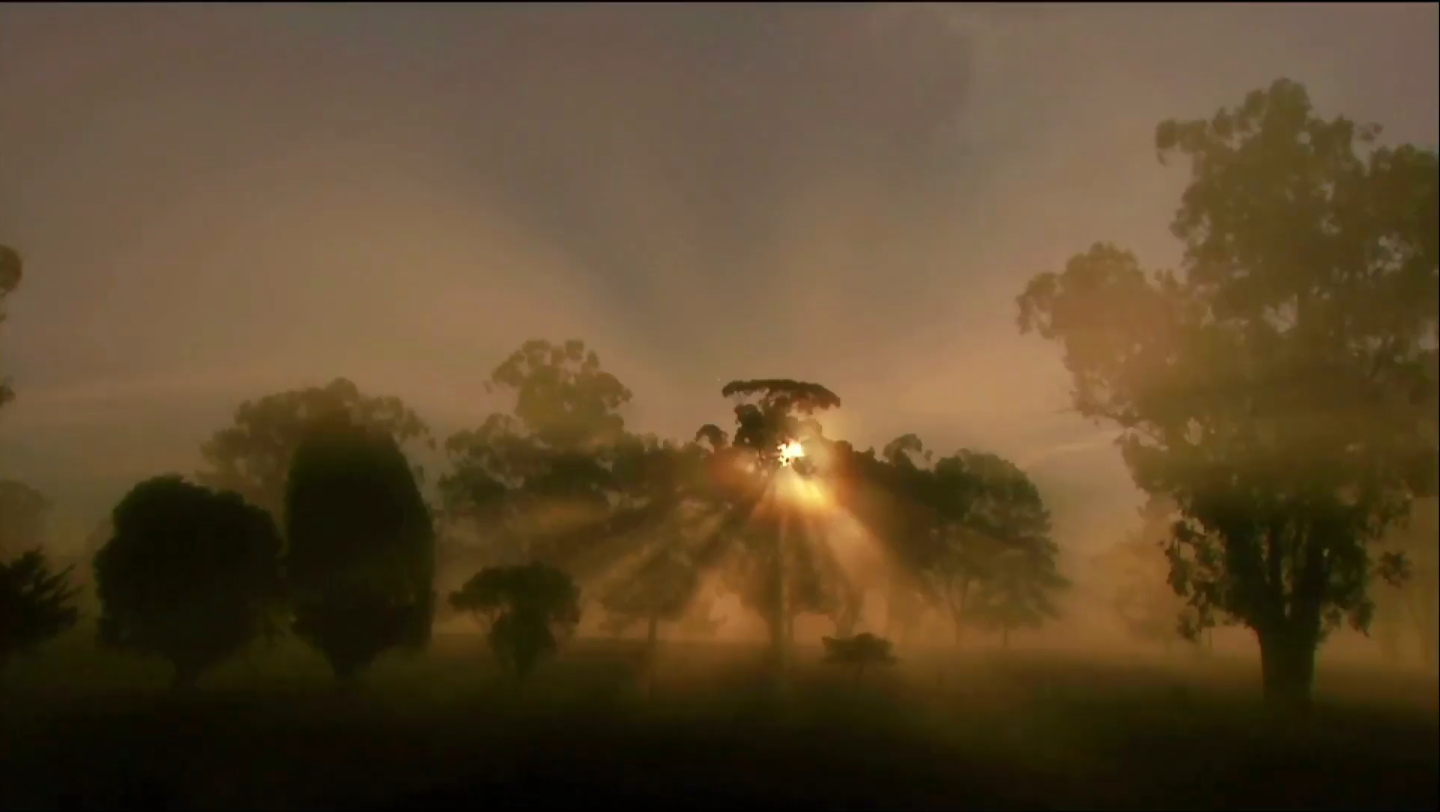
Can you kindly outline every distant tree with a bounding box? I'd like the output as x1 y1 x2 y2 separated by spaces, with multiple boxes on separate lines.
1017 79 1437 705
441 339 637 568
1100 497 1217 654
199 378 432 522
93 477 282 691
597 545 701 651
821 632 897 683
286 416 435 683
449 563 581 680
1373 497 1439 672
0 242 21 413
0 479 48 561
0 550 79 672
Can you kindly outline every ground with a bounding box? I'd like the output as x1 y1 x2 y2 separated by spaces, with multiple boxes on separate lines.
1 630 1435 810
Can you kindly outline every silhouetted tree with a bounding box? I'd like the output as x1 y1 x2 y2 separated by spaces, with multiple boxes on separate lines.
199 378 432 521
286 417 435 683
1 550 79 673
449 562 580 680
93 477 282 691
1017 78 1438 705
821 632 896 683
0 242 21 413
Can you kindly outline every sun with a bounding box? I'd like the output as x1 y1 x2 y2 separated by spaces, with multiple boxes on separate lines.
777 440 805 467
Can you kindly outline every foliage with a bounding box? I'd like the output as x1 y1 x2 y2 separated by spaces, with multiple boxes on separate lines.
449 562 581 679
0 549 79 669
285 416 435 681
440 339 638 567
199 378 433 521
1016 78 1438 703
93 476 282 689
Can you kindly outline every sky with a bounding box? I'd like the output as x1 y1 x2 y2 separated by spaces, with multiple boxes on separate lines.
2 3 1437 552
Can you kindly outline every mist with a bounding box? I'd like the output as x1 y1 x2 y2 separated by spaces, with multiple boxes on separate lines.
1 3 1437 809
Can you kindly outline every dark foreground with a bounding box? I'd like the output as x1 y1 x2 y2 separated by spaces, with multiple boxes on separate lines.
2 634 1436 810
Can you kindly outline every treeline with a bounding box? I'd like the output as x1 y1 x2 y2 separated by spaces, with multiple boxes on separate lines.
2 77 1437 705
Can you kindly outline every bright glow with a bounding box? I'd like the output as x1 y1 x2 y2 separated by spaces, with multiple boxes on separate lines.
777 440 805 466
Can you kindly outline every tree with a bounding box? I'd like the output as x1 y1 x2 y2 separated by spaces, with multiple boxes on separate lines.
199 378 432 522
449 563 580 681
597 545 701 650
0 242 21 413
92 477 282 691
285 416 435 682
441 339 637 568
1016 79 1438 705
0 550 79 672
705 379 844 669
821 632 897 683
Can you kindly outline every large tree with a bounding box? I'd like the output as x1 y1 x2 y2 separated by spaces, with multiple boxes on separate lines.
285 416 435 682
93 477 282 691
1016 79 1438 704
199 378 432 522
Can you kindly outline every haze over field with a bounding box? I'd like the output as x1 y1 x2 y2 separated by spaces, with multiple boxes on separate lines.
3 3 1436 567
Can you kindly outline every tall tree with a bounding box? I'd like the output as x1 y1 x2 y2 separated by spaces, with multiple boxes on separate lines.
1017 79 1438 704
707 379 843 668
0 243 20 414
93 477 282 691
199 378 432 522
286 416 435 682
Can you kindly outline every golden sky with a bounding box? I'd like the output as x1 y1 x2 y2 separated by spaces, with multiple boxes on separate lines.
2 3 1436 547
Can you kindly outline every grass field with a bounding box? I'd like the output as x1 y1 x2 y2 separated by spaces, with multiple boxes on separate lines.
2 630 1436 810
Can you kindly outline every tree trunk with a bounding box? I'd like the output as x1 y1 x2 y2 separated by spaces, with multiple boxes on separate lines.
646 613 659 650
952 616 965 648
854 662 866 685
1001 626 1010 650
1257 625 1318 708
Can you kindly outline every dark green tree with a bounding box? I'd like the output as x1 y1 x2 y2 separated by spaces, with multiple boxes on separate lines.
93 477 282 691
199 378 433 522
449 562 580 680
1017 78 1437 704
286 417 435 682
1 550 79 673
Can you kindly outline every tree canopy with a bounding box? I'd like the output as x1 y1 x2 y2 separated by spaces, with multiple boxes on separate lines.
199 377 432 522
449 562 581 680
1016 78 1438 704
93 476 282 690
285 415 436 681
